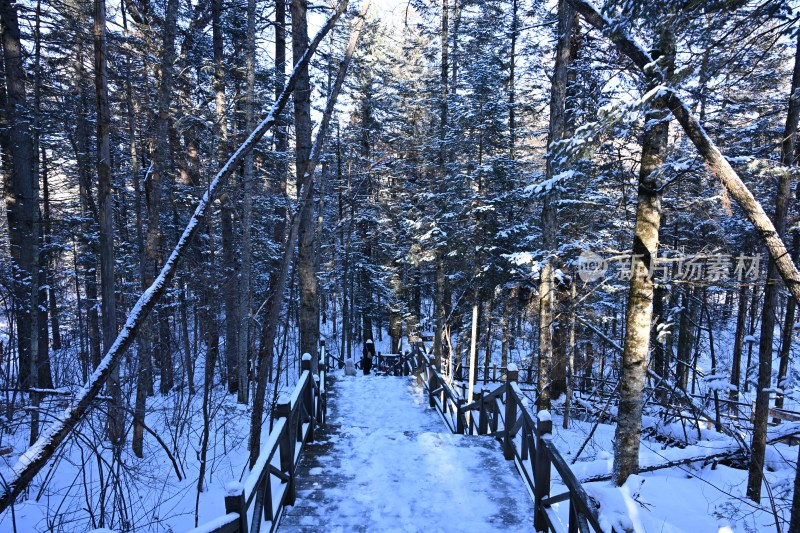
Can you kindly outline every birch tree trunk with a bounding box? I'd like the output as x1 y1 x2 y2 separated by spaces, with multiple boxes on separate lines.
614 29 673 484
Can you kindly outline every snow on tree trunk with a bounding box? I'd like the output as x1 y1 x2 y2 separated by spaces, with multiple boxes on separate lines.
747 24 800 503
248 0 361 468
0 6 344 511
614 27 672 484
538 0 574 411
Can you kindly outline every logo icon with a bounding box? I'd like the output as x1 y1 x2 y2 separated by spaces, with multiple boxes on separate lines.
578 250 607 282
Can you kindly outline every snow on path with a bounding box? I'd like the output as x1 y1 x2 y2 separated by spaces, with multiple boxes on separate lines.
280 373 535 532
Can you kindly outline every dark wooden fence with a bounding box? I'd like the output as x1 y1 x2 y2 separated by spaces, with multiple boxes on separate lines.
416 354 605 533
190 348 327 533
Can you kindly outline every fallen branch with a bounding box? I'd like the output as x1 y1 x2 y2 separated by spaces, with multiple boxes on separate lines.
579 425 800 483
577 316 746 447
572 380 620 464
0 3 346 513
249 0 367 466
566 0 800 304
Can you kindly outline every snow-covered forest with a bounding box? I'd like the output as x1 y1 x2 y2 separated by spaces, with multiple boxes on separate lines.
0 0 800 530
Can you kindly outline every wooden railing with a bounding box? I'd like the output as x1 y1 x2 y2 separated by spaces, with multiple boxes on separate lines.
190 348 327 533
416 355 605 532
324 344 419 377
375 352 417 376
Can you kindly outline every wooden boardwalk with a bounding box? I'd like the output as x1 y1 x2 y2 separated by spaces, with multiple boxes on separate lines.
279 374 536 532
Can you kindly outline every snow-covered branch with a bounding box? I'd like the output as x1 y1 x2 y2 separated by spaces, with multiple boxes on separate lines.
0 0 349 513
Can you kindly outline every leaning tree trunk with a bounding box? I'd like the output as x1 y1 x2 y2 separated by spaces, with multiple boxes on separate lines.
613 27 673 487
248 0 361 467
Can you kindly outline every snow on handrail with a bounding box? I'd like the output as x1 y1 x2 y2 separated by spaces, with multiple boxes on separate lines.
243 417 287 502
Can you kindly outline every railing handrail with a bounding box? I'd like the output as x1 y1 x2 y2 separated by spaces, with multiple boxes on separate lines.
416 355 606 533
190 346 328 533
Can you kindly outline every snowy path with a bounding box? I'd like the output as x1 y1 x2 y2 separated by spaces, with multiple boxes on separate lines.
279 374 535 532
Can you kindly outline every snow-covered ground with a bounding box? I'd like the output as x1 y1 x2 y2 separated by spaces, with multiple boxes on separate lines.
540 405 798 532
0 376 271 532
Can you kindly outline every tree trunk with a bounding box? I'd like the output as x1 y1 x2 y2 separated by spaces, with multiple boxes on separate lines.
212 0 239 396
41 150 60 363
248 0 358 468
730 285 747 415
434 251 446 367
0 0 40 393
744 286 759 392
776 32 800 415
125 4 153 458
32 0 51 391
676 287 694 391
746 28 800 502
292 0 320 371
613 28 673 486
236 0 257 404
93 0 123 446
538 0 575 411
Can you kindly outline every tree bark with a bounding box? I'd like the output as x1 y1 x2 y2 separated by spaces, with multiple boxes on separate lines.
730 284 748 415
613 28 673 486
747 27 800 502
292 0 320 371
0 0 40 393
236 0 257 404
249 0 361 467
776 31 800 415
94 0 123 446
538 0 574 411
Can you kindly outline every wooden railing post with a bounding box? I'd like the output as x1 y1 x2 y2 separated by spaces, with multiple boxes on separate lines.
319 343 327 428
478 390 488 435
301 354 315 442
224 483 249 533
276 398 296 506
456 397 466 434
568 493 580 533
428 356 436 408
504 364 519 460
534 412 553 532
